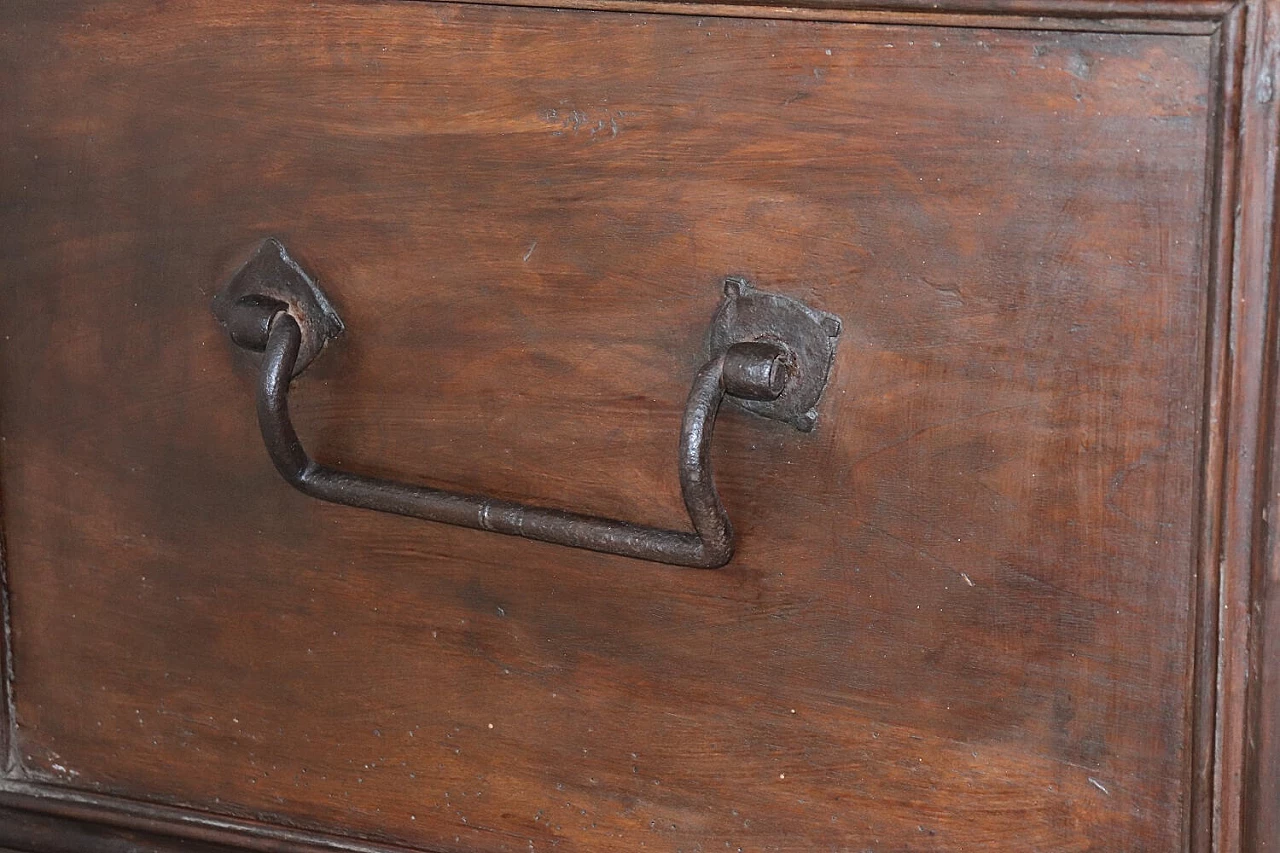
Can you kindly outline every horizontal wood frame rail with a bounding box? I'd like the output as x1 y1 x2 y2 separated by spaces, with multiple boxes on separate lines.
430 0 1236 34
0 782 421 853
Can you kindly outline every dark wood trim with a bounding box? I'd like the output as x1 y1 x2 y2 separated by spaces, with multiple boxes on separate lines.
431 0 1238 23
0 783 426 853
1251 103 1280 846
0 803 240 853
1189 4 1248 852
1204 0 1280 847
431 0 1229 34
1228 0 1280 849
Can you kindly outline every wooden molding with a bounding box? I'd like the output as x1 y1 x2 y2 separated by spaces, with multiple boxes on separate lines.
0 782 414 853
439 0 1240 32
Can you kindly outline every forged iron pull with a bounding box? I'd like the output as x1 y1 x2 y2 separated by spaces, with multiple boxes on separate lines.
214 238 841 568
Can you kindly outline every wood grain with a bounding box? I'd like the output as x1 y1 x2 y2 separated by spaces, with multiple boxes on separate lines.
0 0 1270 851
1218 0 1280 849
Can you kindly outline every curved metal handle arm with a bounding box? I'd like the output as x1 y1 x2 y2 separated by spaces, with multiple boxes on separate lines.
214 239 841 569
255 311 781 567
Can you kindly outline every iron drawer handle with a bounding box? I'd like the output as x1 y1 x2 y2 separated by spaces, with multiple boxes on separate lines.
214 239 841 568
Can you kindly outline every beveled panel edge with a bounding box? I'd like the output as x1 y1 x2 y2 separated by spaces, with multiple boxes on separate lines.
0 781 433 853
1187 5 1247 851
431 0 1232 34
1206 0 1280 851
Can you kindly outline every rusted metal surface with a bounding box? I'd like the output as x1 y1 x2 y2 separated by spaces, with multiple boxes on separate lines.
708 277 842 431
211 237 343 375
215 238 840 568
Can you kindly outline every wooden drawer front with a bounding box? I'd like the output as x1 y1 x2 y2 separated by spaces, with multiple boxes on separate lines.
0 1 1241 851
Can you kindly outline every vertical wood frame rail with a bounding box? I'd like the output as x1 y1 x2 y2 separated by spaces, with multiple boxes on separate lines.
0 0 1275 850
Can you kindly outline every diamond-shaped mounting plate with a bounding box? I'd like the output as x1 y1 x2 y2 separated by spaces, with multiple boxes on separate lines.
706 278 842 432
212 238 344 375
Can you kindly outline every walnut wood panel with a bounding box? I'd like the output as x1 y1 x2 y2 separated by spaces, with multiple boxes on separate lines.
0 0 1266 851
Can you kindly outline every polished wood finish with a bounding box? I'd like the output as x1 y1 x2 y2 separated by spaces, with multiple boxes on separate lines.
0 0 1277 850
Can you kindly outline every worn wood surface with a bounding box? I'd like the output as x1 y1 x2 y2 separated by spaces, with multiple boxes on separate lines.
0 0 1274 851
0 804 236 853
0 783 417 853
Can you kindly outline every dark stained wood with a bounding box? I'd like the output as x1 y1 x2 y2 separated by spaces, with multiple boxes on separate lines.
1253 557 1280 852
1209 0 1280 849
0 0 1277 851
0 805 235 853
0 783 409 853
